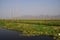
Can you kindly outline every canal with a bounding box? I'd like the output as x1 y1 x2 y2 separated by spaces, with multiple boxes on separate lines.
0 28 54 40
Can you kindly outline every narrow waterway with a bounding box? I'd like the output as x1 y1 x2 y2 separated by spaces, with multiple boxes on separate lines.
0 28 54 40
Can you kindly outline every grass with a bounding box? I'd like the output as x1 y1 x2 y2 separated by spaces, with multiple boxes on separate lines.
0 19 60 37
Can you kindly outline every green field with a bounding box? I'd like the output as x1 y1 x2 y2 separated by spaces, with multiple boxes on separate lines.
0 19 60 37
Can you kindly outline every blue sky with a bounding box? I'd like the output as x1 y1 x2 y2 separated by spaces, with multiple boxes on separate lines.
0 0 60 19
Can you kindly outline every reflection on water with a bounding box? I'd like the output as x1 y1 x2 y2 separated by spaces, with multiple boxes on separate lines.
0 28 54 40
0 28 20 40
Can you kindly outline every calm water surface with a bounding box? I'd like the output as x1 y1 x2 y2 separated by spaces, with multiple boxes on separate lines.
0 28 54 40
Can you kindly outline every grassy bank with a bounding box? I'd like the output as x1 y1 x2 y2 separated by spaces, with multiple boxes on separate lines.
0 19 60 37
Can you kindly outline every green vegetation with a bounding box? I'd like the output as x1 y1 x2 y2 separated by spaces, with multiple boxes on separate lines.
0 19 60 37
